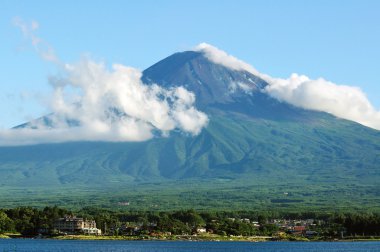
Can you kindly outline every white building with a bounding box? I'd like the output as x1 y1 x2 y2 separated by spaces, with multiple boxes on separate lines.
82 227 102 235
196 227 207 233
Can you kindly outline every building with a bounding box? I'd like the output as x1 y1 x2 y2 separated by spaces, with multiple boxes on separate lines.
54 216 101 235
287 225 306 235
82 227 102 235
196 227 207 233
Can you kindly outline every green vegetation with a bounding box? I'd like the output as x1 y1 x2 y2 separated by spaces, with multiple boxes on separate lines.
1 206 380 241
0 113 379 212
2 113 380 188
0 177 379 212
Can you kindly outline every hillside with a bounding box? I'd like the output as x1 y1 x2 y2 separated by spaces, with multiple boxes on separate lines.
0 50 380 211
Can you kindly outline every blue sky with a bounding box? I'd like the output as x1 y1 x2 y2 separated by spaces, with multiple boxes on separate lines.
1 0 380 129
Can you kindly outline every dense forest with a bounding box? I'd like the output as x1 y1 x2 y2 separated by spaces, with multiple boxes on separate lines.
1 206 380 239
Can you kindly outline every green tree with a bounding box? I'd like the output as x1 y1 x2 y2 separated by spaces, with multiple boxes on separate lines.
0 211 14 233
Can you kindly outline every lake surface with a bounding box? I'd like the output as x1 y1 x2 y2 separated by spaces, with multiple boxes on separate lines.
0 239 379 252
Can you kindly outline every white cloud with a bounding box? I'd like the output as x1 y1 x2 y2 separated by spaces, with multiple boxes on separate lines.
195 43 258 74
171 87 209 135
195 43 271 81
195 43 380 130
229 82 254 94
13 17 59 64
265 74 380 129
0 59 208 146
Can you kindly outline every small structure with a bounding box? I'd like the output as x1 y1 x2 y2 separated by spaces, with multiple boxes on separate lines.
82 227 102 235
117 201 130 206
287 225 306 236
252 221 260 228
196 227 207 233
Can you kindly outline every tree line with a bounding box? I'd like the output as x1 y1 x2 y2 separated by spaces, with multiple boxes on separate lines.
0 206 380 238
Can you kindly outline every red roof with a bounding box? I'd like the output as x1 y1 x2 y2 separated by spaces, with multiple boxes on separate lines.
293 226 306 231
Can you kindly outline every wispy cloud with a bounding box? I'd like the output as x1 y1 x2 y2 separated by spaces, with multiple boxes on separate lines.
196 43 380 130
13 17 59 64
195 43 260 77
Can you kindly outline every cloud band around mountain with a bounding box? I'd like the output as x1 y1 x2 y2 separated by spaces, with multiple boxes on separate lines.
196 43 380 131
0 19 209 146
0 59 208 146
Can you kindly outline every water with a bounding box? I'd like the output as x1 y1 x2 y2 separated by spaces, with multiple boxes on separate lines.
0 239 379 252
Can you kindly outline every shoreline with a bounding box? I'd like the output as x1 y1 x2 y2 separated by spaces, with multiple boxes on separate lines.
1 233 380 242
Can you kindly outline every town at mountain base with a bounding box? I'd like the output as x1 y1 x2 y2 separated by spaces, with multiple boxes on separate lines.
1 207 380 241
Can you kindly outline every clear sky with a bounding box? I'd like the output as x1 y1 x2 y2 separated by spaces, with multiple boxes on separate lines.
1 0 379 129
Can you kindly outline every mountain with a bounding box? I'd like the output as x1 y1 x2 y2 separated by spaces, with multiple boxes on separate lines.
142 51 317 121
142 51 267 106
1 50 380 211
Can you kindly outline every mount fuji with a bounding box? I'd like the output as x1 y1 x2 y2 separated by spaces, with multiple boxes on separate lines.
1 46 379 210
